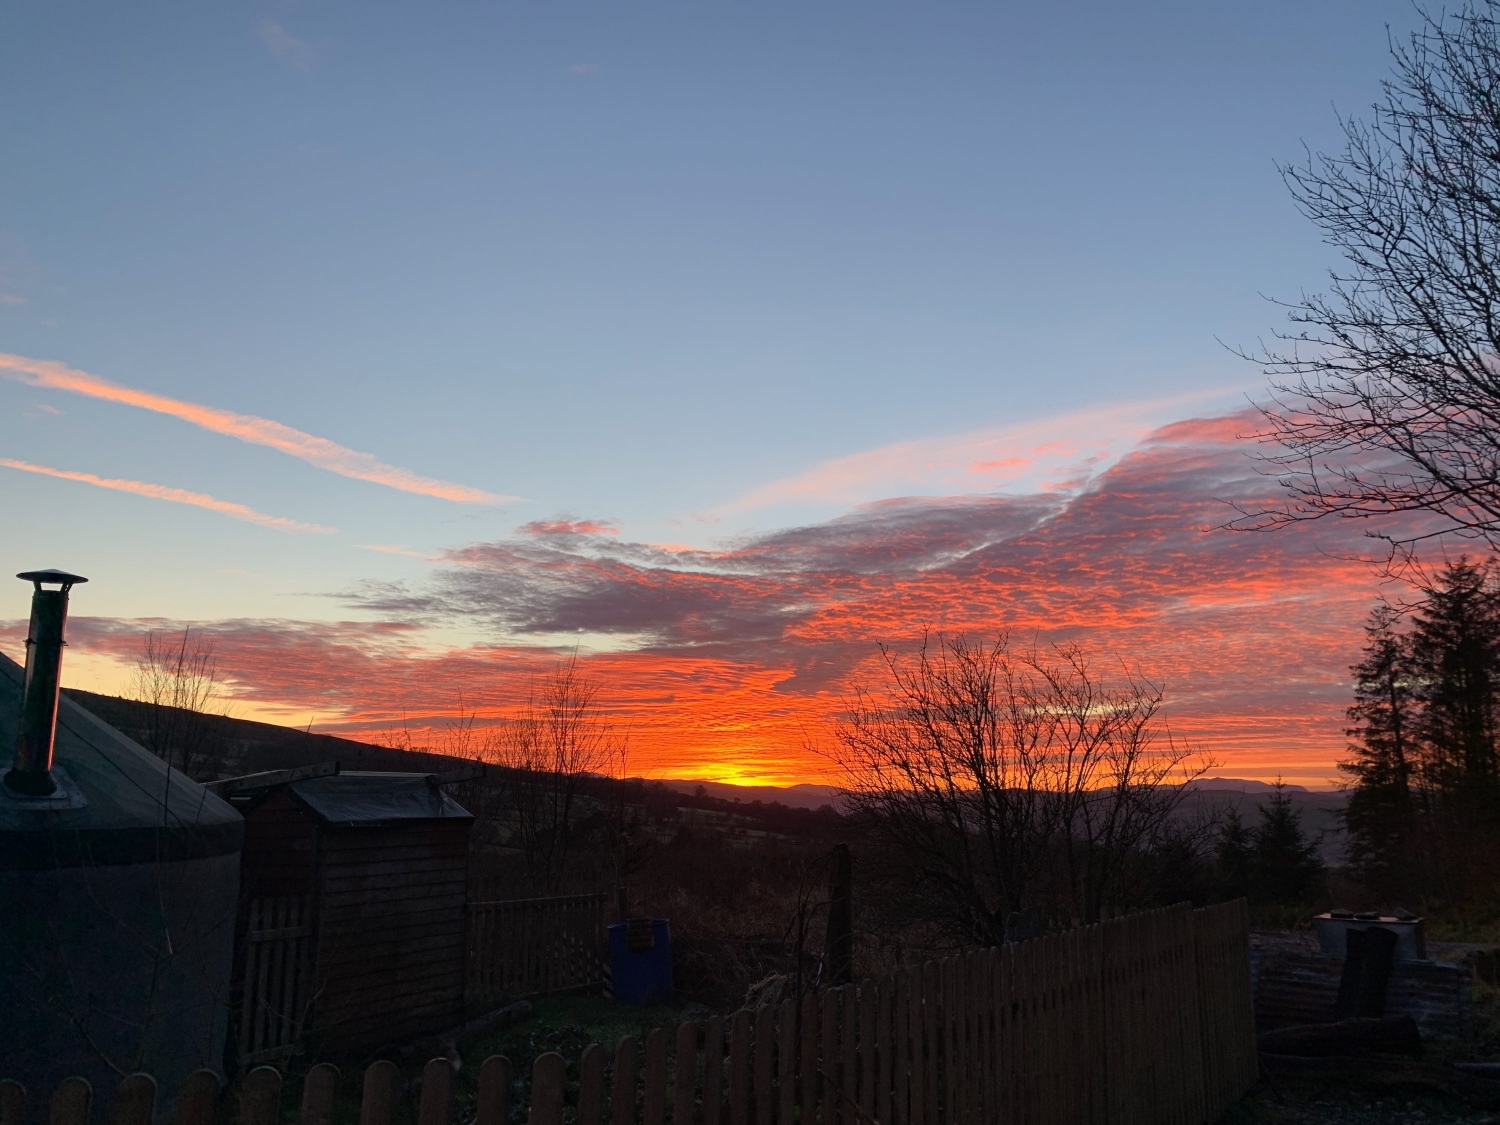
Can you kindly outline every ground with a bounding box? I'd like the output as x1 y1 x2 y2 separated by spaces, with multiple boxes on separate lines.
1223 1068 1500 1124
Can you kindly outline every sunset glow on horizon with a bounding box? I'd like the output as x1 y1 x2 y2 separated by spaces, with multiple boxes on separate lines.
8 409 1395 791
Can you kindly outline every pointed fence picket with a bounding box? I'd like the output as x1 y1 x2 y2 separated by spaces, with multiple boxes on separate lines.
4 900 1255 1125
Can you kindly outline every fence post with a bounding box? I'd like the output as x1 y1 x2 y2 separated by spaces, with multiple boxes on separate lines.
703 1016 725 1125
799 992 819 1125
175 1070 220 1125
530 1054 565 1125
478 1056 513 1125
754 1007 774 1125
49 1078 92 1125
820 986 839 1125
676 1022 700 1125
612 1037 640 1125
109 1074 155 1125
644 1027 669 1125
580 1043 606 1125
419 1060 453 1125
728 1011 751 1125
777 997 797 1125
241 1068 281 1125
892 971 910 1125
300 1064 341 1125
0 1081 21 1125
360 1061 399 1125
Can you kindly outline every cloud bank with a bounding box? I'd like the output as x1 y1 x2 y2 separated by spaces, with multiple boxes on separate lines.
25 410 1400 786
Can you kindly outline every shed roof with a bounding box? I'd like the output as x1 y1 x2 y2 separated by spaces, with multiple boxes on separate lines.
0 651 243 867
280 772 472 828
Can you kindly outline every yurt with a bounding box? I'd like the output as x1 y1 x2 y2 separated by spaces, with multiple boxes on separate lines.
0 571 243 1119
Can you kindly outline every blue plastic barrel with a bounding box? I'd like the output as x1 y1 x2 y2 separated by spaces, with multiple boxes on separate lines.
608 918 673 1005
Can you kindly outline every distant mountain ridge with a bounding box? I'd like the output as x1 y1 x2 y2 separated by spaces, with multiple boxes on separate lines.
61 688 1347 861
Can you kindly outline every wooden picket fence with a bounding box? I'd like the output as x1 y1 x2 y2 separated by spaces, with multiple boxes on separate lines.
2 901 1256 1125
467 892 608 1004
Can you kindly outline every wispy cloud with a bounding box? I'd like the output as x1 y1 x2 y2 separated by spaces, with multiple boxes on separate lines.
0 294 24 306
715 386 1253 519
0 353 513 504
358 544 435 560
0 458 337 533
570 62 601 75
520 517 620 537
259 20 315 70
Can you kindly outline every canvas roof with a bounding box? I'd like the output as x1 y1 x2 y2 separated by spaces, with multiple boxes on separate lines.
0 651 242 866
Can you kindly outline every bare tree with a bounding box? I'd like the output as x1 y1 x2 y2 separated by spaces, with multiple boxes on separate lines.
830 633 1210 939
485 656 629 893
128 628 231 780
1241 2 1500 562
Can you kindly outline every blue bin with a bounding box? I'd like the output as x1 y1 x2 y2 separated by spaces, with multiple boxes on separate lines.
608 918 673 1005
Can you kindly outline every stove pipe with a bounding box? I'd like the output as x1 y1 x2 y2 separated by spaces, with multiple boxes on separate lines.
6 569 88 797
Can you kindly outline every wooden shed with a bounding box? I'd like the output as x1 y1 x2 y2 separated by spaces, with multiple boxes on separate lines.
231 768 474 1056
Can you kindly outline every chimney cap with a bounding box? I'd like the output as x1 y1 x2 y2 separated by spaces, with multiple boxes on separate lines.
16 569 88 590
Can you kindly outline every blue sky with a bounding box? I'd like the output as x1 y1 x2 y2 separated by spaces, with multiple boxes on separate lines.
0 3 1421 753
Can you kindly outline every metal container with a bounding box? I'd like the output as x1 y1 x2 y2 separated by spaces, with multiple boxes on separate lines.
1314 912 1427 961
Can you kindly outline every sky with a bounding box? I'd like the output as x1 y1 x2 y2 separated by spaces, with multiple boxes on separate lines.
0 1 1429 787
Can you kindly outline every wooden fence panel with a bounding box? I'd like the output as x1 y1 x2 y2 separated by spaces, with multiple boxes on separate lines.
6 900 1258 1125
467 893 607 1004
239 897 315 1064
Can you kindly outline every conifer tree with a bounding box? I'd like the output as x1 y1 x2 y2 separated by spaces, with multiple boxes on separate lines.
1250 783 1325 904
1408 559 1500 797
1215 808 1253 899
1342 603 1417 895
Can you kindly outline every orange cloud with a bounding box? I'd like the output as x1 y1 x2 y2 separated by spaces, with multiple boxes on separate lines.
0 353 512 504
0 458 336 534
26 410 1412 789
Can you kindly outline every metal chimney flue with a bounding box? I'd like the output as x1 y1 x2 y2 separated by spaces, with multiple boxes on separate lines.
6 569 87 797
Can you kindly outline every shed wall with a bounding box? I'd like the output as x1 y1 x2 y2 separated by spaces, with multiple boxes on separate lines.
239 789 318 898
309 820 470 1049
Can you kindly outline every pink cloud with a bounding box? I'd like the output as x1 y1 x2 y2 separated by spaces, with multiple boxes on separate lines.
0 352 513 504
0 458 336 534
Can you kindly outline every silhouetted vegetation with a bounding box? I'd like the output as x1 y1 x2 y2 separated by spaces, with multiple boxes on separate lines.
1243 0 1500 563
1343 558 1500 920
1216 784 1326 910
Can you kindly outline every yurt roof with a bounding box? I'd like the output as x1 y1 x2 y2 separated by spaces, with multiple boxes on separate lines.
0 651 242 868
